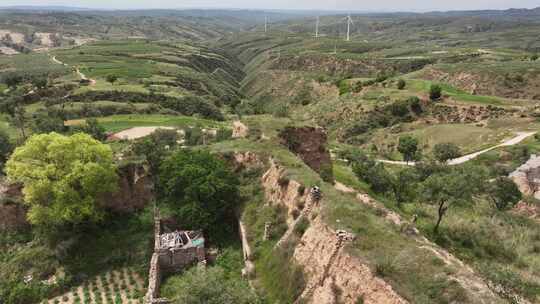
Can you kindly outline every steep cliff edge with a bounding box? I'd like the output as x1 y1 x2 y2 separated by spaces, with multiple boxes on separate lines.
258 159 406 304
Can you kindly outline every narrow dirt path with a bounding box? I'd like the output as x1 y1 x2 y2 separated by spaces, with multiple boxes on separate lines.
50 55 96 85
378 131 537 166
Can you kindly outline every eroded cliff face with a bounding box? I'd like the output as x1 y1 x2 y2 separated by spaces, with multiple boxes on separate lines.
101 163 154 213
278 126 334 182
258 159 406 304
0 181 27 231
295 218 407 304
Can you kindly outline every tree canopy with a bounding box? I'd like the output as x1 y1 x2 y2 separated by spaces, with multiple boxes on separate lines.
5 133 117 228
433 142 461 163
158 150 239 234
487 177 522 211
421 166 485 233
398 135 420 163
0 128 12 170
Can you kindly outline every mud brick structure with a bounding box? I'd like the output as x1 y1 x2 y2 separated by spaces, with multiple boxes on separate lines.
145 209 206 304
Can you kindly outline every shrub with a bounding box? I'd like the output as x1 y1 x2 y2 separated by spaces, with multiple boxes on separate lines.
429 84 442 100
161 267 260 304
408 96 423 114
258 240 305 303
397 79 406 90
294 217 310 236
389 100 409 117
319 163 335 183
338 80 351 95
272 104 289 118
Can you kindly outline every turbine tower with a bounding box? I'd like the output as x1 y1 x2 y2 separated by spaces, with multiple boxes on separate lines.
265 16 268 34
315 16 320 38
346 14 354 41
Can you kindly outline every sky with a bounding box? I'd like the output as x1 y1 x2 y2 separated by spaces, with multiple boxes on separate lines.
1 0 539 12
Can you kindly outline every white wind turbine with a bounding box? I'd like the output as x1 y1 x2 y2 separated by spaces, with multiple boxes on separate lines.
315 16 320 38
344 14 354 41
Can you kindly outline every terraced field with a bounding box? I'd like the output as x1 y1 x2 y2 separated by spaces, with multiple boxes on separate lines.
46 268 144 304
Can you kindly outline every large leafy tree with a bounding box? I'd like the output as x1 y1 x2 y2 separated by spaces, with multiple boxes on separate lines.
433 143 461 163
158 150 239 233
398 135 420 163
421 166 485 233
487 177 522 211
5 133 117 228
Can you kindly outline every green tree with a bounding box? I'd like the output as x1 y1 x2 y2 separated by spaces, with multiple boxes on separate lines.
161 267 261 304
3 73 23 89
531 54 538 61
31 112 66 134
397 79 406 90
5 133 117 228
0 128 12 170
433 143 461 163
389 168 417 206
487 177 522 211
132 129 178 176
74 118 107 141
31 76 48 89
398 135 420 163
158 150 239 233
106 74 118 85
421 167 484 233
429 84 442 100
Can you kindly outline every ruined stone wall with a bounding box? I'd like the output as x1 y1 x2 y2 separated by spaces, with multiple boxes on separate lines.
145 211 170 304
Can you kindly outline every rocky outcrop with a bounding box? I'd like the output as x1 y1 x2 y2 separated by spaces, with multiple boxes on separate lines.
510 154 540 199
279 126 333 181
102 163 154 213
232 121 249 138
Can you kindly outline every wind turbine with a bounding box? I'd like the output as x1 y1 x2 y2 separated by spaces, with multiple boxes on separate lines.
315 16 320 38
345 14 354 41
265 16 268 34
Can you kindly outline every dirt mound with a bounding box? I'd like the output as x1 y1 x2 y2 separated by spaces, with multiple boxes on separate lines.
279 126 333 181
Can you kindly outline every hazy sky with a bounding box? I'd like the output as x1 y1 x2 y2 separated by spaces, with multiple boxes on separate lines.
2 0 539 11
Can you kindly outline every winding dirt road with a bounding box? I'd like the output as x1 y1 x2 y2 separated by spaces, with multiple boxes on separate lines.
378 131 537 166
51 55 96 85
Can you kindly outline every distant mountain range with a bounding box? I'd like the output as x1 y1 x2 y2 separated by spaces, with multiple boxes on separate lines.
0 5 538 19
0 5 93 11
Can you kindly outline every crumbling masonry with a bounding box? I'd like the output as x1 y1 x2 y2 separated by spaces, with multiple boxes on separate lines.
145 209 206 304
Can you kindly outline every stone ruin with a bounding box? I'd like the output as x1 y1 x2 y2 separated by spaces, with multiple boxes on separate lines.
145 209 206 304
510 154 540 200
